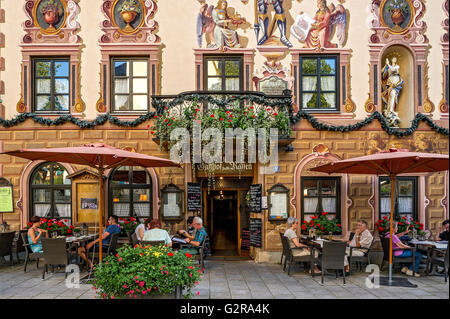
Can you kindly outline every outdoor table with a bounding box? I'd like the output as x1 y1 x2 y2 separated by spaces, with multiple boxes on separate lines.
65 234 98 265
408 240 448 276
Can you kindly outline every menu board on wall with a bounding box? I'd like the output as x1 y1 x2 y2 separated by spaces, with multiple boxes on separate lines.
249 184 262 212
0 186 13 213
269 192 288 220
250 218 262 247
187 182 201 211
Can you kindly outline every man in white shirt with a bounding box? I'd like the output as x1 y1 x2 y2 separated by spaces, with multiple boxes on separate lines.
344 220 373 274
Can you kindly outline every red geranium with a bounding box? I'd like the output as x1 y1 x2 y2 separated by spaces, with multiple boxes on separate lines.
185 253 192 258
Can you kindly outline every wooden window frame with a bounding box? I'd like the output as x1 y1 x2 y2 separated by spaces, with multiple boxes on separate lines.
29 162 72 222
32 57 71 114
203 55 244 92
299 55 340 112
110 56 150 113
379 176 418 221
108 166 153 219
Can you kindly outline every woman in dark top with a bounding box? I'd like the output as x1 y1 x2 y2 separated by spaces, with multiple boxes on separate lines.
435 220 449 241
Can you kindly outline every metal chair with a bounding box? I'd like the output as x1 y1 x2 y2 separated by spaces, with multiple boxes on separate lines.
283 235 315 276
426 244 449 283
317 241 347 285
11 230 27 263
0 231 16 266
131 232 139 247
380 237 417 276
179 235 209 269
89 232 120 261
41 238 70 280
278 231 288 270
21 231 43 272
348 238 375 276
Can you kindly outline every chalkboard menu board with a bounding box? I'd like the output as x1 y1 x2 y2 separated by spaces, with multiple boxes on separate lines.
187 182 201 211
249 184 262 212
250 218 262 247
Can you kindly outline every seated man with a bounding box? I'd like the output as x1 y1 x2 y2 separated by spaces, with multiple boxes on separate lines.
182 217 207 256
284 217 320 273
344 220 373 275
78 215 121 269
177 216 195 238
435 219 449 241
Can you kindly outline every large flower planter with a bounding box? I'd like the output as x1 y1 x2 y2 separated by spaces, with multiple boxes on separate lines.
127 286 182 299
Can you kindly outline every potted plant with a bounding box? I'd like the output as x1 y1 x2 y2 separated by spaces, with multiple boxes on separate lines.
375 216 425 238
301 212 342 239
72 227 81 237
40 0 64 32
118 217 139 238
118 0 141 32
93 244 203 299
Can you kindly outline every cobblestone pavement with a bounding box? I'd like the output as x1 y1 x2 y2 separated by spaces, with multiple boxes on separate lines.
0 259 448 299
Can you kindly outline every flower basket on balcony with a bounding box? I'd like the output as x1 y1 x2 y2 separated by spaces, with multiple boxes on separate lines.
93 244 203 299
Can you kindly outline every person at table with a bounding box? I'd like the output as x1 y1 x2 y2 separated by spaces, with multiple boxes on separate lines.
344 220 373 275
77 215 121 269
142 219 172 247
177 216 195 238
435 219 449 241
135 218 152 242
27 216 47 253
182 217 207 256
284 217 321 273
386 221 423 277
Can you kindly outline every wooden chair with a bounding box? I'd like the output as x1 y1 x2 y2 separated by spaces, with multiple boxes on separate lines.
283 235 315 276
348 238 375 276
21 232 43 272
11 230 27 264
426 244 449 283
317 241 347 285
41 238 70 280
380 237 417 276
0 231 16 266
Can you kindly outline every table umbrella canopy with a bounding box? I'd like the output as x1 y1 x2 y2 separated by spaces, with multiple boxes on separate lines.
1 143 181 170
309 148 449 176
310 148 449 285
1 143 181 263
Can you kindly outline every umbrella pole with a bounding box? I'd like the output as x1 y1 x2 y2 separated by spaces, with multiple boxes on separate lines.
388 174 396 285
98 165 104 264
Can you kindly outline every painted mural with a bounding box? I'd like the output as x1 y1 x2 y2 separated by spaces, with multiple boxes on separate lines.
290 0 347 50
112 0 145 34
33 0 67 34
365 131 441 155
380 0 414 34
197 0 247 49
255 0 292 47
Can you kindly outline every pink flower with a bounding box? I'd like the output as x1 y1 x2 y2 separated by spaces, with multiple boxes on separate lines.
142 290 147 295
139 281 145 288
123 285 127 289
197 291 200 296
118 258 122 262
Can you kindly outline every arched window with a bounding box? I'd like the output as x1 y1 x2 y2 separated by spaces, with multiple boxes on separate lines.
30 162 72 221
109 166 152 218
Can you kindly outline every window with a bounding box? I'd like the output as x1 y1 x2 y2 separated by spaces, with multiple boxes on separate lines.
111 58 149 112
109 166 152 218
33 58 70 112
30 163 72 221
379 177 418 221
204 56 243 91
299 55 339 111
301 177 341 222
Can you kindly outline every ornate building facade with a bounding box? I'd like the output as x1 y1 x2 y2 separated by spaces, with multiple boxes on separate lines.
0 0 448 262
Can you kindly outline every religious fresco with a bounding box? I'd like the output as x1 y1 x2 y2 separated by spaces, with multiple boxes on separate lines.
290 0 347 50
380 0 414 34
111 0 145 34
197 0 247 50
365 131 442 155
33 0 67 34
255 0 292 47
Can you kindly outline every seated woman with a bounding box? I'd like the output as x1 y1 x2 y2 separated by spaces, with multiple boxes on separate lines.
142 219 172 247
284 217 321 273
78 215 121 269
27 216 47 253
135 218 151 242
182 217 207 256
385 221 423 277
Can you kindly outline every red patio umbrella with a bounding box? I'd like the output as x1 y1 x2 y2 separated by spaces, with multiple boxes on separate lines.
310 148 449 284
2 143 181 262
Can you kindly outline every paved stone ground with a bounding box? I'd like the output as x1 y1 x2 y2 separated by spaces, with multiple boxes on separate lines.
0 259 448 299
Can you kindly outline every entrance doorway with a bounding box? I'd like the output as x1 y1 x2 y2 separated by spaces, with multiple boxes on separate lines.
202 178 252 258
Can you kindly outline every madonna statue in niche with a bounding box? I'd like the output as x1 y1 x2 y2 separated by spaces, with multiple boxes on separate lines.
381 55 403 127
